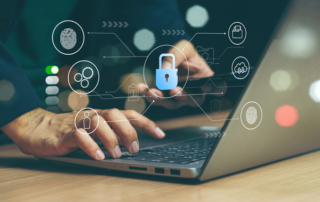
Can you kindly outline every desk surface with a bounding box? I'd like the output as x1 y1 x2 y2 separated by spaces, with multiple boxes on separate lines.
1 111 320 202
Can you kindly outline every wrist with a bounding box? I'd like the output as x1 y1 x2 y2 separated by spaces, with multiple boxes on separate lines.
1 108 50 144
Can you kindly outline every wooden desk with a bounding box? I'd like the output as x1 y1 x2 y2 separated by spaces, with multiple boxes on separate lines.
1 111 320 202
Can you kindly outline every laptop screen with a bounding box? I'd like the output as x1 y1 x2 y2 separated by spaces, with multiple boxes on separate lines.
201 0 320 180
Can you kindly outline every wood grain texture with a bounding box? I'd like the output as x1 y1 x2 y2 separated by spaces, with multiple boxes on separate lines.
1 111 320 202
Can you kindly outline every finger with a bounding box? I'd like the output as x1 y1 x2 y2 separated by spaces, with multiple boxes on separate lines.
70 128 105 161
91 115 122 158
163 41 190 69
121 110 165 139
181 59 214 79
101 109 139 154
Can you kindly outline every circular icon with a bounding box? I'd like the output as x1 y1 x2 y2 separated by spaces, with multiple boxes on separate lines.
143 44 189 99
240 101 263 130
60 28 77 50
232 56 250 80
52 20 85 55
228 22 247 45
68 60 100 95
74 108 99 135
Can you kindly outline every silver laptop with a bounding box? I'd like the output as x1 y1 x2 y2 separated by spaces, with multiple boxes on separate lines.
37 0 320 181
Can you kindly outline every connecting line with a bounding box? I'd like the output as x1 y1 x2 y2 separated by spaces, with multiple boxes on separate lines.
182 32 226 50
105 73 139 93
189 95 239 122
214 47 244 60
103 56 147 58
104 100 155 123
87 91 151 100
87 32 135 56
185 77 244 89
176 92 223 96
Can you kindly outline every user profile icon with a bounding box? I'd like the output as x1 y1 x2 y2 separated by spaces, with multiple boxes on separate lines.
231 56 250 80
74 108 99 135
240 101 263 130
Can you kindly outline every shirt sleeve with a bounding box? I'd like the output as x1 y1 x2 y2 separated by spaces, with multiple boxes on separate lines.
0 40 43 128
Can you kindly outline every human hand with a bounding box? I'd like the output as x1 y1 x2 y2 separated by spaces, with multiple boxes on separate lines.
1 108 165 160
138 40 215 109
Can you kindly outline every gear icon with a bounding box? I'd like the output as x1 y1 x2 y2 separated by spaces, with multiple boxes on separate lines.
82 67 94 80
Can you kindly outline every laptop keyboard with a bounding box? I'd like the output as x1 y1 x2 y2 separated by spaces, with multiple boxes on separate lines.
103 137 216 165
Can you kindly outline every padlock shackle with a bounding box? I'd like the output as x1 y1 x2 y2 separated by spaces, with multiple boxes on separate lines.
233 25 241 30
159 53 175 70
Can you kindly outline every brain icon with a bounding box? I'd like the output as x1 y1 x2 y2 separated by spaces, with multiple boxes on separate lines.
234 62 248 74
246 106 257 125
60 28 77 50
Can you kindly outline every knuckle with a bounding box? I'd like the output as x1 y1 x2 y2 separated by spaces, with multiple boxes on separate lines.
91 115 101 124
127 110 138 117
121 128 137 139
105 108 119 116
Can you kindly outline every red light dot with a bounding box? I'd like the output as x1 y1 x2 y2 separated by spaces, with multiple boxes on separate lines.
275 105 299 127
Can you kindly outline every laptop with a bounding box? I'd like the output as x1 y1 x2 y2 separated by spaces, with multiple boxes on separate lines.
37 0 320 181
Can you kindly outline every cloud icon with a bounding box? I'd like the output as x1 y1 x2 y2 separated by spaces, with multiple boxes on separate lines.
234 62 248 74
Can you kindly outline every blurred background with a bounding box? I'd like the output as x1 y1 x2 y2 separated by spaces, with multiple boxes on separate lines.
1 0 290 143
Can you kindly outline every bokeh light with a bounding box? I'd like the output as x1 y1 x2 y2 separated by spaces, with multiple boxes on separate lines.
0 80 15 101
280 26 318 58
68 90 89 110
119 74 144 94
58 65 74 87
132 66 154 85
58 90 72 111
309 80 320 103
275 105 299 127
133 29 155 51
270 69 292 92
125 97 146 114
99 45 119 66
186 5 209 28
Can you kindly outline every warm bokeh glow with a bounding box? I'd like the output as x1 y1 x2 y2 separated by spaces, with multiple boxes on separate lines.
68 90 89 110
58 65 74 87
119 74 144 94
275 105 299 127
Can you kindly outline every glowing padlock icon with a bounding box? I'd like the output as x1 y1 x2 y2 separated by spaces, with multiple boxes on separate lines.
156 53 178 90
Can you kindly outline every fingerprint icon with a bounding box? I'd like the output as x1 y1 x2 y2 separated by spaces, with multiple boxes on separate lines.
246 106 257 124
60 28 77 50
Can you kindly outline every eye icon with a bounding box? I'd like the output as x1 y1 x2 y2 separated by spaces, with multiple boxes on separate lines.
74 67 94 88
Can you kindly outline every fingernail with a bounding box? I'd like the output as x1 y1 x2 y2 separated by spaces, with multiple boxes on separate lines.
156 127 165 137
162 61 172 69
130 141 139 153
138 84 146 92
175 87 183 95
114 145 122 158
96 149 105 160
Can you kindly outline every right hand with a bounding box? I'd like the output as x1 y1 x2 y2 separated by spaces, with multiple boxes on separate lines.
1 108 165 160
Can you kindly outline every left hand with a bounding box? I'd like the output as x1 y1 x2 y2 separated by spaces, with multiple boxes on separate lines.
138 40 214 109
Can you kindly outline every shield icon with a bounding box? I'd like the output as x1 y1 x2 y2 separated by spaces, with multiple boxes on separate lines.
210 99 221 114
